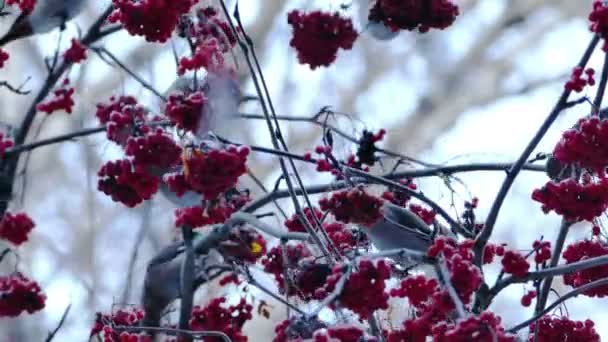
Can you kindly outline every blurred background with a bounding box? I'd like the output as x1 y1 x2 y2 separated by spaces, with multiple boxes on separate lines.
0 0 605 340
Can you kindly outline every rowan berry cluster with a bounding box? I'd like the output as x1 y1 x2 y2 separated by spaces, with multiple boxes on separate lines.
501 250 530 277
590 0 608 51
109 0 197 42
164 91 207 133
0 211 35 245
37 79 75 114
427 237 482 302
287 10 358 69
381 178 416 207
532 177 608 222
177 7 235 74
368 0 459 33
315 259 391 319
432 311 514 341
565 67 595 92
0 273 46 317
90 307 146 341
64 38 87 63
521 290 537 307
96 95 148 145
284 207 323 232
262 243 316 298
529 315 600 342
189 297 252 342
553 116 608 173
5 0 35 13
176 145 249 200
97 159 160 207
319 188 384 225
563 239 608 297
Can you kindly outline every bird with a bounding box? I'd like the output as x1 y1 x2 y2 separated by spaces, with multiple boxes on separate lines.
0 0 86 47
141 232 226 328
362 202 447 263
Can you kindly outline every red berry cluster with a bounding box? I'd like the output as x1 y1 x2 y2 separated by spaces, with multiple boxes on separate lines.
369 0 459 33
179 146 249 200
529 315 600 342
501 250 529 277
481 243 505 265
409 203 437 225
125 129 182 175
90 307 145 341
5 0 35 13
177 7 235 75
593 224 602 236
218 226 267 263
533 240 551 264
194 7 237 50
295 262 332 301
176 188 248 228
37 79 75 114
0 211 35 246
553 116 608 173
432 311 514 342
563 239 608 297
0 48 9 68
312 325 369 342
427 237 482 303
96 95 140 124
565 67 595 92
532 178 608 222
316 259 391 318
287 10 358 69
189 297 253 342
98 159 160 207
261 243 313 297
64 38 87 63
284 207 323 232
178 37 225 75
0 132 14 159
323 222 359 252
590 0 608 51
0 273 46 317
164 90 207 133
319 188 383 225
109 0 196 42
382 178 416 207
390 275 439 307
521 290 537 307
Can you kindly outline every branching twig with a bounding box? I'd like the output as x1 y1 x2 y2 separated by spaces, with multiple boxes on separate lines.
508 277 608 333
473 35 600 267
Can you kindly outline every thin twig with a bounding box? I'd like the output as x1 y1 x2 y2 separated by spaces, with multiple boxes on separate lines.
533 220 573 318
436 259 467 319
45 303 72 342
91 47 166 101
178 226 196 342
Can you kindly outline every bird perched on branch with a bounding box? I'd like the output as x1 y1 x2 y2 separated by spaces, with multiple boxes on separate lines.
141 232 226 328
0 0 86 46
362 202 445 262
